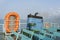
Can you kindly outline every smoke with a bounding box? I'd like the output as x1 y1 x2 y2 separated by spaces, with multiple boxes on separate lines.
37 8 60 25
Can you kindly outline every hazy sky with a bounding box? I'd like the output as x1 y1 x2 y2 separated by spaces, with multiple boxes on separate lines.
0 0 60 21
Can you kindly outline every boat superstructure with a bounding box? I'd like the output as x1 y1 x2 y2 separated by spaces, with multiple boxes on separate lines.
0 12 60 40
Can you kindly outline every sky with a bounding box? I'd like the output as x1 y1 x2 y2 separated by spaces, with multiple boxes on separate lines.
0 0 60 24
